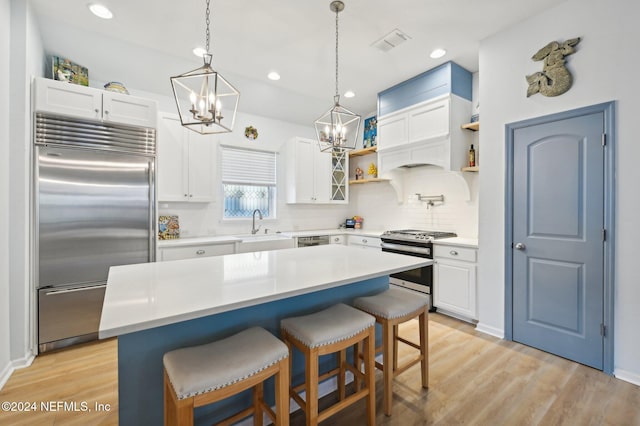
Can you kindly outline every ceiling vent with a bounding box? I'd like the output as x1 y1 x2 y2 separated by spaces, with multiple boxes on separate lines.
371 28 412 52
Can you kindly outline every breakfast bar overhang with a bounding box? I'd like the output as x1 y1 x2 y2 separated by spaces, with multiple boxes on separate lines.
99 244 432 425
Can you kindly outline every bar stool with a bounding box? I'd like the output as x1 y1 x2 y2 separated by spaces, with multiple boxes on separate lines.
354 287 429 416
280 303 376 426
163 326 290 426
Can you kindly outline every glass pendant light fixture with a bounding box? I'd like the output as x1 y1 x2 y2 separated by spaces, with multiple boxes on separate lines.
170 0 239 134
314 1 361 152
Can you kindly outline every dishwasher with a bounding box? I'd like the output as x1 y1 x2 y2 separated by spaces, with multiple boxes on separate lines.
297 235 330 247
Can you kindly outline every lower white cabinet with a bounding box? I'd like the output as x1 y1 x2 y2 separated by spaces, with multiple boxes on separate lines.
330 235 346 245
159 243 235 261
433 245 477 320
347 235 381 250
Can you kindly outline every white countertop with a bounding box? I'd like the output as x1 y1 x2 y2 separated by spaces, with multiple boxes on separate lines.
433 237 479 248
99 245 432 338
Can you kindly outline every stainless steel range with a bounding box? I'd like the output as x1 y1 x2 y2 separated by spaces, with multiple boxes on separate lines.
381 229 457 312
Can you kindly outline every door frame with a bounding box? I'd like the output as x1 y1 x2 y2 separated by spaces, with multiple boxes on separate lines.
504 101 616 374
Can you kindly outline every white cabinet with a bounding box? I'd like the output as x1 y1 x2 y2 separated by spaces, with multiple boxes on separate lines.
159 243 235 261
377 94 470 173
157 113 215 202
286 137 332 203
34 77 156 128
330 235 346 245
433 245 477 320
347 235 382 250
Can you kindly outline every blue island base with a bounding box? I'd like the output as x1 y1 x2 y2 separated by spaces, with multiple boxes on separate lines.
117 276 388 425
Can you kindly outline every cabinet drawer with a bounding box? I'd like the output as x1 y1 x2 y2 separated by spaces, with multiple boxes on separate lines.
160 244 235 261
433 245 476 262
330 235 345 245
347 235 381 249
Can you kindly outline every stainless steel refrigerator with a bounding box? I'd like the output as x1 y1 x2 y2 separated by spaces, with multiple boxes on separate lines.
34 113 156 353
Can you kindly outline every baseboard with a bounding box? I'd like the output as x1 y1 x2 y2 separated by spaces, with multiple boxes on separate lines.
0 352 35 390
614 368 640 387
475 322 505 339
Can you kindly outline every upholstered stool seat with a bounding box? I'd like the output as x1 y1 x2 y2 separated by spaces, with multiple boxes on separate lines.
354 287 429 416
163 326 290 426
281 303 376 426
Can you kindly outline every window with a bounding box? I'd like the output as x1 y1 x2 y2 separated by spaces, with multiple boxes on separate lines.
221 146 276 219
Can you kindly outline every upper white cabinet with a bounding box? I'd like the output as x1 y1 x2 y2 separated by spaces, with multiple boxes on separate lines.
286 137 333 204
376 62 472 173
433 244 477 320
34 77 157 128
157 113 215 202
377 94 470 173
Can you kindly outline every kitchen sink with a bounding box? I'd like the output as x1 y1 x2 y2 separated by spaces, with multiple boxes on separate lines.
235 234 295 253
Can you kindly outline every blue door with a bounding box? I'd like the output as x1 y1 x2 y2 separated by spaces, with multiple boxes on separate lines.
512 111 604 369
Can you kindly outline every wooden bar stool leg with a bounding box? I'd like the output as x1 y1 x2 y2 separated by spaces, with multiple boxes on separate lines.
364 328 376 426
353 342 362 391
338 349 346 400
419 311 429 388
253 382 264 426
382 320 394 416
275 357 290 426
306 347 319 426
393 323 399 371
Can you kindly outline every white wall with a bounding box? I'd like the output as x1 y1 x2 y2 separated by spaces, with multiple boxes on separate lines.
478 0 640 383
351 166 479 236
0 0 12 388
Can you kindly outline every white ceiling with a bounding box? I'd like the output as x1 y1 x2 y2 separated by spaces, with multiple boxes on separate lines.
29 0 562 125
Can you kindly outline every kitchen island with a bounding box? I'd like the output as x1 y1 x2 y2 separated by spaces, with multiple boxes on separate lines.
99 244 432 425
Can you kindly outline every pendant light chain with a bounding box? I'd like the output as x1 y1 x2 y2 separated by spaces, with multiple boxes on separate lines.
334 7 340 100
205 0 211 53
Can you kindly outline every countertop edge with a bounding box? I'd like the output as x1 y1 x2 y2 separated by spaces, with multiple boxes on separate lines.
433 237 479 248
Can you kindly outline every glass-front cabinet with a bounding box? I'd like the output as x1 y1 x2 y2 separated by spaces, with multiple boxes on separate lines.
331 149 347 201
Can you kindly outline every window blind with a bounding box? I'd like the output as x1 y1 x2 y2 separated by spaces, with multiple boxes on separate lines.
221 146 276 185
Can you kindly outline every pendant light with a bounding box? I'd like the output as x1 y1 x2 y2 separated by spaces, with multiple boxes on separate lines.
170 0 239 134
314 1 361 152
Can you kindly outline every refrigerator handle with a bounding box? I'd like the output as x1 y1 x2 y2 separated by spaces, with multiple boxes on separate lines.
44 284 107 296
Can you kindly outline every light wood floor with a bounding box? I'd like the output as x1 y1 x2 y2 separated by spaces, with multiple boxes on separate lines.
1 314 638 425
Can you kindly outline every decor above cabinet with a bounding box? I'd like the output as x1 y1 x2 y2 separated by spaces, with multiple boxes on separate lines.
157 113 215 202
34 77 157 128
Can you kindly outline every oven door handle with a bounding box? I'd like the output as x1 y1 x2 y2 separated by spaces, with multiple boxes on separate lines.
381 242 431 257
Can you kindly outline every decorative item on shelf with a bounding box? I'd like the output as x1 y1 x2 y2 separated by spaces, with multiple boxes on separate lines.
170 0 239 135
363 116 377 148
353 215 363 229
367 162 377 178
244 126 258 140
526 37 580 98
158 215 180 240
469 144 476 167
355 167 363 180
104 81 129 95
52 56 89 86
470 114 479 123
314 1 361 152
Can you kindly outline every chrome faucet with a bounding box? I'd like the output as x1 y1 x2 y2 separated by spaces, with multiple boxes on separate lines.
251 209 263 234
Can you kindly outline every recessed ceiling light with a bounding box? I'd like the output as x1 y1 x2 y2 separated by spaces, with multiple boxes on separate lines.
430 48 447 59
267 71 281 81
192 47 207 58
344 90 355 98
88 3 113 19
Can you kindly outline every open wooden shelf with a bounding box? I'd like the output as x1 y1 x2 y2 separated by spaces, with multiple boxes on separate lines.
461 166 479 172
461 122 479 131
349 146 378 157
349 177 389 184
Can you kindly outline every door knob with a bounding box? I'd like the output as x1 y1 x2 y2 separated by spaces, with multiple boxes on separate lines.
514 243 526 250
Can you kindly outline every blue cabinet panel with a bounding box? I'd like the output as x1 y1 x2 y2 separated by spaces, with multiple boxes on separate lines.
378 61 472 116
